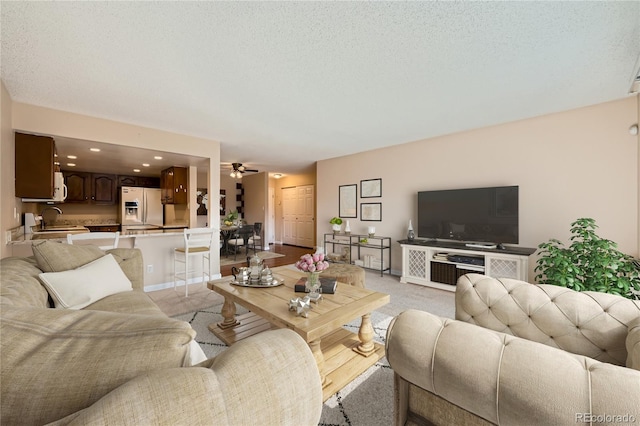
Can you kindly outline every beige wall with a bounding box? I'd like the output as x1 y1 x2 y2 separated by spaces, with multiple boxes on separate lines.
241 172 268 239
317 96 639 280
0 82 19 259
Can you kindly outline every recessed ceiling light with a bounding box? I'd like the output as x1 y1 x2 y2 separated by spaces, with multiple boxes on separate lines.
273 173 283 179
133 169 141 173
67 163 76 167
142 163 150 167
67 155 77 159
90 148 101 152
154 156 163 160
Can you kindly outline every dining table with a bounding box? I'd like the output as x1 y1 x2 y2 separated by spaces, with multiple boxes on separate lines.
219 225 238 256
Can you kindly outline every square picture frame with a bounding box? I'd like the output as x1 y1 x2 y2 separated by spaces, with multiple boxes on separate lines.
361 202 382 221
360 178 382 198
339 184 357 218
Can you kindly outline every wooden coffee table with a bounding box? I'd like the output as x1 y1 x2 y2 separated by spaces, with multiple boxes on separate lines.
207 265 390 401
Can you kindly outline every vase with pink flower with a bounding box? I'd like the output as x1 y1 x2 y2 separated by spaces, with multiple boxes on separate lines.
294 252 330 302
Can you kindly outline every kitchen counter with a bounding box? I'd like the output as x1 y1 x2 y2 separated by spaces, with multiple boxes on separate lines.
6 225 222 288
10 227 186 244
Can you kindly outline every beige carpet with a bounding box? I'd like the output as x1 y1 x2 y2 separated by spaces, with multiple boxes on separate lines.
219 250 284 267
147 285 224 317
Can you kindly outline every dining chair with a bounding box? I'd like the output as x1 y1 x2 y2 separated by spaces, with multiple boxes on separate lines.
67 232 120 250
173 227 217 297
226 226 255 260
248 222 263 252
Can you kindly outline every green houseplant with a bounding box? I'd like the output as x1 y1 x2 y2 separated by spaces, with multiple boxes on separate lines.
223 210 238 226
329 217 343 234
535 218 640 299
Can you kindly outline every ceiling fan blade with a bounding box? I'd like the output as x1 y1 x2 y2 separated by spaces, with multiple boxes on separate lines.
244 168 259 173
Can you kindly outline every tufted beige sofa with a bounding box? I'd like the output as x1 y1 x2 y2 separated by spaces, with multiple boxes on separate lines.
386 273 640 426
1 241 323 425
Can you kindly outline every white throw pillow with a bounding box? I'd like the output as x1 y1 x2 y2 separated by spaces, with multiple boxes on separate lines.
39 254 133 309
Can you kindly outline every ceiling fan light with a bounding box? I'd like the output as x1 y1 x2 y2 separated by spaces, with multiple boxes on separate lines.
238 165 245 172
230 171 236 178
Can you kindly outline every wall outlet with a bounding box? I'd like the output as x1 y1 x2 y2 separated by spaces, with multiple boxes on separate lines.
5 231 12 244
147 265 154 273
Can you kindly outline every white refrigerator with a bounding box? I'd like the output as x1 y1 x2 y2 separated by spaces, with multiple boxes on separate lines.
120 187 163 234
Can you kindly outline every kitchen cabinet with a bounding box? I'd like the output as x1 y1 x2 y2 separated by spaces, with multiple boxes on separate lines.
64 171 90 203
15 132 57 198
64 171 117 205
86 225 120 232
160 166 188 204
117 175 160 188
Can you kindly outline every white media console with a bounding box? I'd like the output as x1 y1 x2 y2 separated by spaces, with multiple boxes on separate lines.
399 239 536 292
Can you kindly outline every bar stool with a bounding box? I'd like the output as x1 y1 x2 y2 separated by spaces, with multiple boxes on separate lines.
173 228 217 297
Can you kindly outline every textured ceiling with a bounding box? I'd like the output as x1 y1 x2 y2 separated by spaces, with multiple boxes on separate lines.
2 1 639 176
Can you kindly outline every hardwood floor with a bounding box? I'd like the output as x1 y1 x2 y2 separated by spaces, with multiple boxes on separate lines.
219 244 310 277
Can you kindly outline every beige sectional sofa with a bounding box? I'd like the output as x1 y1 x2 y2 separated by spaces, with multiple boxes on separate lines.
386 273 640 426
1 241 322 425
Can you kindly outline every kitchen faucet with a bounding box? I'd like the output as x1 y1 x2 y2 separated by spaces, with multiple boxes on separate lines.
40 206 63 229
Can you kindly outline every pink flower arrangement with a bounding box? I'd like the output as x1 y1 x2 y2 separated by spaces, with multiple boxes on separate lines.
295 252 330 273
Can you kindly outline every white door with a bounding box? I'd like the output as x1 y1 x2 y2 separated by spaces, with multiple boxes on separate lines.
296 185 315 248
282 185 315 248
282 187 296 245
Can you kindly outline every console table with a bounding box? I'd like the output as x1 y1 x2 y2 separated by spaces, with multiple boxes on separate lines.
324 233 391 276
398 239 536 292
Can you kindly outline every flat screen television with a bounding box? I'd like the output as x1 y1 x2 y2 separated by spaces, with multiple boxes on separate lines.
417 185 519 244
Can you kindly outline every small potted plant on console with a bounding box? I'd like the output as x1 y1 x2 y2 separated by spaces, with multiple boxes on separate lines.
330 217 343 234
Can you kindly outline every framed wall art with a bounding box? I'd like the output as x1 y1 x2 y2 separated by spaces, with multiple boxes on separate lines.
360 178 382 198
339 184 357 218
196 188 209 216
361 202 382 221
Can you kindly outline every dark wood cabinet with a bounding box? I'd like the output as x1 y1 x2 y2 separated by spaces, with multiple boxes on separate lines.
92 173 117 205
15 132 57 198
86 225 120 232
64 171 117 205
64 171 91 203
160 167 188 204
137 176 160 188
117 175 138 187
117 175 160 188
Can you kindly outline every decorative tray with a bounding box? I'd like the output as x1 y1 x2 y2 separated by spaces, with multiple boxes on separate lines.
230 276 285 288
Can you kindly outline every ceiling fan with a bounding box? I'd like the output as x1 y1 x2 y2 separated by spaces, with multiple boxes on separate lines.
228 162 258 179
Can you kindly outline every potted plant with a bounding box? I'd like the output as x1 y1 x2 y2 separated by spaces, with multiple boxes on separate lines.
223 210 238 226
329 217 343 234
535 218 640 300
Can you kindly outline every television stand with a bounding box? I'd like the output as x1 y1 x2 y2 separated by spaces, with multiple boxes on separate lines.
398 240 536 292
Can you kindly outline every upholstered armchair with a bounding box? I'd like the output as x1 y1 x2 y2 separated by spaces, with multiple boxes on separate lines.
386 274 640 426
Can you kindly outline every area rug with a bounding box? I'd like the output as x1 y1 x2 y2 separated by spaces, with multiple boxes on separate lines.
219 250 285 267
168 269 455 425
174 304 394 425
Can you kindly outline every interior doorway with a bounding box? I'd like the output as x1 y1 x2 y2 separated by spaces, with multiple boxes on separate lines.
282 185 315 248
